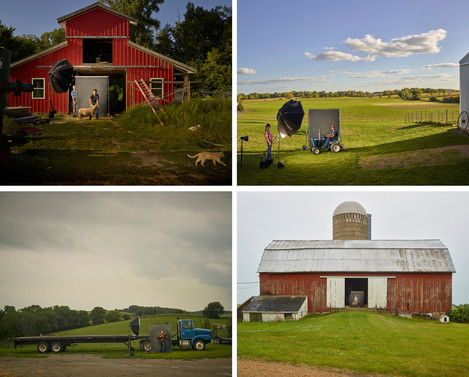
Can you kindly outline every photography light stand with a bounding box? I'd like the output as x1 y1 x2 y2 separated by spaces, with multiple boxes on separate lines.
277 136 284 169
238 136 249 166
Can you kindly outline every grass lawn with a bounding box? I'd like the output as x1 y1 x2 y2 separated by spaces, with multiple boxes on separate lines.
238 311 469 377
1 99 231 185
237 97 468 185
1 314 232 359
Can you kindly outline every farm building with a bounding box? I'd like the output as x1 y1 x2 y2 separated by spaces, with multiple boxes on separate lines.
242 296 308 323
7 2 197 115
244 201 456 321
460 52 469 116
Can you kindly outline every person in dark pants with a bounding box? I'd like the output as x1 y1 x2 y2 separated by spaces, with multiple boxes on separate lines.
323 125 338 148
71 85 77 117
157 330 167 352
264 123 277 160
89 89 100 119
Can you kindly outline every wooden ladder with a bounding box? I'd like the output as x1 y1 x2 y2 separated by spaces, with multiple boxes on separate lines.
134 79 169 126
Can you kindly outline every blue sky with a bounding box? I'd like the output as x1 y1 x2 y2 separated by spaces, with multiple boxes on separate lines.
238 0 469 94
1 0 231 36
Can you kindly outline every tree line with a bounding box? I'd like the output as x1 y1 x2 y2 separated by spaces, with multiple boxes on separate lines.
0 0 231 93
238 88 458 101
0 305 130 340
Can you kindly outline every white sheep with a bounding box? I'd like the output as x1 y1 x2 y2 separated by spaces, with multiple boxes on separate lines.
78 104 99 120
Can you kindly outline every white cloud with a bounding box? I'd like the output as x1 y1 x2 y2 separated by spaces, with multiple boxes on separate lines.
353 73 458 88
338 69 412 78
238 76 328 85
237 67 256 75
305 51 375 62
423 63 458 70
345 29 447 57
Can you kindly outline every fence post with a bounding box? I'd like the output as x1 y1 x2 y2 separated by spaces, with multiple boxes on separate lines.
446 109 448 124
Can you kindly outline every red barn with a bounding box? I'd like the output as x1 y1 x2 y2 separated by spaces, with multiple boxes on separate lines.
246 201 456 321
8 2 197 114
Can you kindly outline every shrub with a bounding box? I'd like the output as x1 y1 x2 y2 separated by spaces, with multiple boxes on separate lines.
429 96 437 102
447 304 469 323
237 102 244 112
443 96 460 103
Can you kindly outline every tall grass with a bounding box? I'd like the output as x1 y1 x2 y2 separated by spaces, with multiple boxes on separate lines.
118 98 231 151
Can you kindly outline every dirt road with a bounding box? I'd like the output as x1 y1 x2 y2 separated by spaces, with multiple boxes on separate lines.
0 354 232 377
238 360 385 377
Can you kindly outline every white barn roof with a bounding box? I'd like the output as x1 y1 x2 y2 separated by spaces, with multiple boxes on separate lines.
258 239 455 274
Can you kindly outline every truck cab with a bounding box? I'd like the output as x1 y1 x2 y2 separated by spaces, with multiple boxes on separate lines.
175 319 212 351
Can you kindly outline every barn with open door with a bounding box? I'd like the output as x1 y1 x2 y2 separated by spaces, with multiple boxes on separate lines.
7 2 196 114
250 201 456 316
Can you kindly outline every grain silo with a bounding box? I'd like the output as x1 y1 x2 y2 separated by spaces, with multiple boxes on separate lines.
459 52 469 116
332 201 371 240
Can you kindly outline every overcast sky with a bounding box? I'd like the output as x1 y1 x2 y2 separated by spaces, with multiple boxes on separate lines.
1 0 231 36
238 0 467 93
0 192 231 312
238 191 469 306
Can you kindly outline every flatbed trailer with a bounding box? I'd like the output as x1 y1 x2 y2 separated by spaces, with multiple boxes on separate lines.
13 334 149 353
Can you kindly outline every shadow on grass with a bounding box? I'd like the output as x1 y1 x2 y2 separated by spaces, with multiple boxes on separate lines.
398 122 451 130
1 148 231 185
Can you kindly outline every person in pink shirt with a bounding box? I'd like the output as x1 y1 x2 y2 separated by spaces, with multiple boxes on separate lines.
264 123 277 160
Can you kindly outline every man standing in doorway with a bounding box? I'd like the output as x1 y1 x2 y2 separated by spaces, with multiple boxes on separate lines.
71 85 77 117
89 89 99 119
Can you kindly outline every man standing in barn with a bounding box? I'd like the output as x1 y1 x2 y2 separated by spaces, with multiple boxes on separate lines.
89 89 99 119
157 330 167 352
71 85 77 117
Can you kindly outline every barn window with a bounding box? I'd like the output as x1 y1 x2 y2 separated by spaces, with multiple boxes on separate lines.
83 39 113 63
150 78 164 99
249 313 262 322
32 78 45 99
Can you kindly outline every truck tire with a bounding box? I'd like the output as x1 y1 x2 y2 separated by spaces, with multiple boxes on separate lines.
37 342 50 353
51 341 63 353
142 340 152 352
193 339 205 351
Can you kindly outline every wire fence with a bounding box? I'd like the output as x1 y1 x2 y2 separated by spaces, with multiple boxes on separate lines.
404 109 459 124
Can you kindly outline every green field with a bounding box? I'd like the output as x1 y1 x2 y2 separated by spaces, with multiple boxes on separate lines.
1 314 231 359
237 97 468 185
238 311 469 377
1 98 231 185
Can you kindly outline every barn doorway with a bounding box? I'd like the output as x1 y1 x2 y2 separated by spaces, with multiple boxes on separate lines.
345 278 368 307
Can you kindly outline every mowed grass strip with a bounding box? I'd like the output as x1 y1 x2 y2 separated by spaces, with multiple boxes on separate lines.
237 311 469 377
2 314 232 359
237 97 467 185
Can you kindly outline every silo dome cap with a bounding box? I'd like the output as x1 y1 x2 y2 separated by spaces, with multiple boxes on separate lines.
333 201 367 216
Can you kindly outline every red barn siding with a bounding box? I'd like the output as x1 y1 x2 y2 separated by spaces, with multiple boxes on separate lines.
7 5 183 113
260 272 452 314
8 42 82 113
66 8 130 37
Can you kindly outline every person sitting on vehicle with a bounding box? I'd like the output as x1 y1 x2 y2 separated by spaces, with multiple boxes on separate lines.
323 125 338 148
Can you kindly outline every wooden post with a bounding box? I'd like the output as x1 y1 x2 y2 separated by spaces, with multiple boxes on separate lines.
446 109 448 124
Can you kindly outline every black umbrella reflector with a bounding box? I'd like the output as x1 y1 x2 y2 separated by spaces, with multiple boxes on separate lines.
277 100 305 138
129 315 140 336
48 59 74 94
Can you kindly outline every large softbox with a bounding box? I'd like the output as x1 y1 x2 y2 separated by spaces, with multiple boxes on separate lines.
48 60 74 94
129 315 140 336
277 100 304 137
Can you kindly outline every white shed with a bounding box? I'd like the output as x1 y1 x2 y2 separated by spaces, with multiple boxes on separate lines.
459 52 469 115
242 296 308 322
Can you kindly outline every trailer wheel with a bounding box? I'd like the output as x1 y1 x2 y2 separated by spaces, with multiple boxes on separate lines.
193 339 205 351
312 147 320 155
458 111 469 131
331 143 341 153
51 341 63 353
37 342 50 353
142 340 152 352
